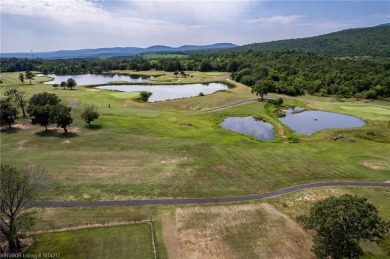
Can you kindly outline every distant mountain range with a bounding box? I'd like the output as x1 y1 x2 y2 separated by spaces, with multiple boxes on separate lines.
2 24 389 59
230 24 390 57
0 43 237 59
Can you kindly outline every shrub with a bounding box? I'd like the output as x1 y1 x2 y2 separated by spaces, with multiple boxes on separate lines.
133 91 153 102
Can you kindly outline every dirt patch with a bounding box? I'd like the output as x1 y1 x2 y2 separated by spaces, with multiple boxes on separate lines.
62 140 71 144
71 127 81 133
175 203 314 259
161 157 188 164
13 123 33 130
86 89 101 92
363 161 389 171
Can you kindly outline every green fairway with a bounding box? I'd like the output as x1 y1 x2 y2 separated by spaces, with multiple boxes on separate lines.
25 224 154 259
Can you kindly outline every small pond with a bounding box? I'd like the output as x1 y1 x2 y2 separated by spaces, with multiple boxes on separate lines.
40 74 149 85
279 107 366 136
220 116 276 141
96 83 229 102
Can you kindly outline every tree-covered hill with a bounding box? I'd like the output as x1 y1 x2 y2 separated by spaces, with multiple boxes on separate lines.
231 24 390 57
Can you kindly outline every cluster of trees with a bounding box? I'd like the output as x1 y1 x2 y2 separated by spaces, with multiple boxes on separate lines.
18 71 35 85
0 90 100 131
52 78 77 90
27 92 72 133
228 51 390 99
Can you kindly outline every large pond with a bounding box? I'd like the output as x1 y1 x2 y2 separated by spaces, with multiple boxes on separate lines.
279 107 366 136
220 116 276 141
96 83 229 102
40 74 149 85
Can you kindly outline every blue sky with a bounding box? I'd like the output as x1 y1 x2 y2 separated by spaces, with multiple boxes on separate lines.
1 0 389 52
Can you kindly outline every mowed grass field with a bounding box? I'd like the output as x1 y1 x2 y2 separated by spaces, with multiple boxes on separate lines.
1 71 389 201
25 224 154 259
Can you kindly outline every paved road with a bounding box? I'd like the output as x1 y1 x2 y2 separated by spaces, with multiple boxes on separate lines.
37 182 390 208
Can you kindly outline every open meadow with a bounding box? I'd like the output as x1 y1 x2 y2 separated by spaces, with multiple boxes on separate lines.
1 71 389 257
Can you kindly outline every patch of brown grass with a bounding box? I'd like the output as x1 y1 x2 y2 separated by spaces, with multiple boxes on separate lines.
173 203 314 259
363 160 390 171
162 215 183 259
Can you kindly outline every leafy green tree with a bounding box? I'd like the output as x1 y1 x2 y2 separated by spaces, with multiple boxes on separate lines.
18 73 24 84
51 104 73 133
0 164 46 252
25 71 34 85
66 78 77 90
60 81 67 89
28 105 52 131
5 88 27 117
0 99 18 128
298 195 389 259
251 80 272 101
139 91 152 102
52 83 59 89
27 92 61 130
81 104 99 126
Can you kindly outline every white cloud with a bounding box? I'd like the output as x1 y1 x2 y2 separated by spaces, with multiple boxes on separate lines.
1 0 225 51
247 15 306 25
1 0 109 23
125 0 255 23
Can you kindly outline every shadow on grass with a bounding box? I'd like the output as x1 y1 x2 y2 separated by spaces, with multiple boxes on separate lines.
35 129 78 138
0 127 22 134
83 124 103 130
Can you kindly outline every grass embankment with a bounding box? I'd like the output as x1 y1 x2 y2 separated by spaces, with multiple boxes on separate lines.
25 224 154 259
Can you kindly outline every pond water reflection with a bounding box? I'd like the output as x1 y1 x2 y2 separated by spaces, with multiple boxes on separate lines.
279 107 366 135
220 116 276 140
96 83 229 102
40 74 149 85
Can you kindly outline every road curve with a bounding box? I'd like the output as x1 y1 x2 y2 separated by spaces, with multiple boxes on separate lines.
37 182 390 208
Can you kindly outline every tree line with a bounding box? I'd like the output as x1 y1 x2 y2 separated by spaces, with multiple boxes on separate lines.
2 50 389 99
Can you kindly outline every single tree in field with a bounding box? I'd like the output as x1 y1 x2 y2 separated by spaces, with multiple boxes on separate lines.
0 164 46 252
52 84 59 90
27 92 61 131
25 71 34 85
60 81 67 89
5 88 28 117
0 99 18 128
51 104 73 133
18 73 24 84
66 78 77 90
81 104 99 126
298 195 389 259
251 80 271 101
